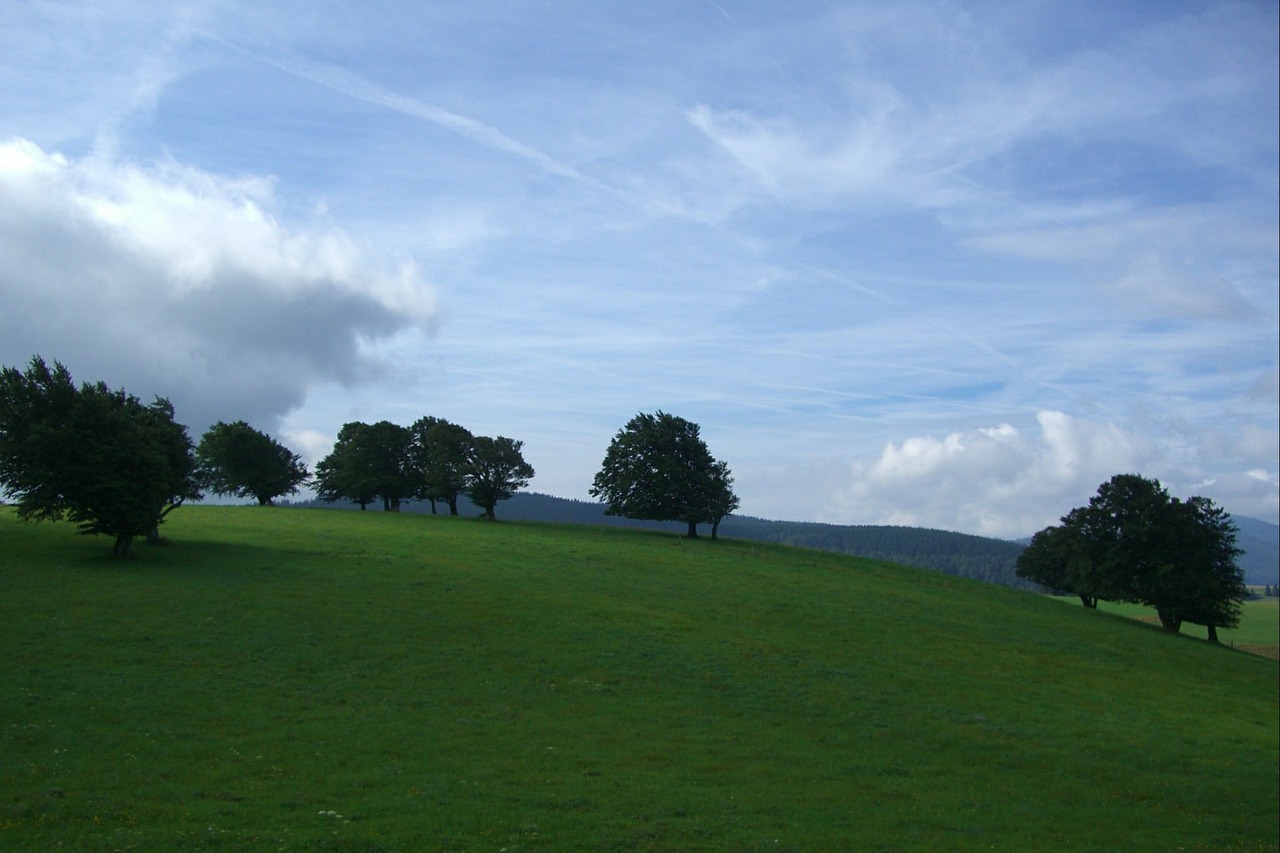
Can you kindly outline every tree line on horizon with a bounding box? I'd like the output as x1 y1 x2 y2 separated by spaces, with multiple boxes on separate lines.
0 357 741 551
0 355 1251 638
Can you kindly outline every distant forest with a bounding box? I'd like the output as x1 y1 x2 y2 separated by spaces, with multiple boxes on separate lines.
284 491 1280 589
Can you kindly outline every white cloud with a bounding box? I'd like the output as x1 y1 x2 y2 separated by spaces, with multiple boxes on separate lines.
831 411 1153 538
0 138 436 435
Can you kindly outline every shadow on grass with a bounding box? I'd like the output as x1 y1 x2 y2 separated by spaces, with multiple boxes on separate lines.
62 535 323 583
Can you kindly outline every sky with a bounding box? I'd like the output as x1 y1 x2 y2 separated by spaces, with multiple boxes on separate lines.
1 0 1276 538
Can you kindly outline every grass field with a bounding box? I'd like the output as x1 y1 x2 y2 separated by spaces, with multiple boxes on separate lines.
2 506 1277 851
1052 596 1280 660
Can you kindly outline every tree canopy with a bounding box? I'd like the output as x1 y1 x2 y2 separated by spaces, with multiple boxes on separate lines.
409 416 474 515
463 435 534 520
315 417 535 518
1017 473 1246 638
0 357 201 555
314 421 416 511
197 420 309 506
589 411 738 538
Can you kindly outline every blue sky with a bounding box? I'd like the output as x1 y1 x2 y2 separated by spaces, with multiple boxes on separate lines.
1 0 1276 537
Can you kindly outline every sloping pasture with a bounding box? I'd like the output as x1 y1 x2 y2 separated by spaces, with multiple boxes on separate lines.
2 507 1276 851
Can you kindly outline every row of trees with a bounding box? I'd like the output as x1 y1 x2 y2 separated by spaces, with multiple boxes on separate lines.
0 358 740 553
307 411 741 537
1016 474 1247 640
6 359 1241 641
312 417 534 520
0 358 539 552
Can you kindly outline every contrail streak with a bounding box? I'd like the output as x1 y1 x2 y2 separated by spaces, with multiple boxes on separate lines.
202 32 616 194
703 0 737 25
261 52 601 185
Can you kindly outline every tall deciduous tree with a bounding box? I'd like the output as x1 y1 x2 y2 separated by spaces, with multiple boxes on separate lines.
197 420 309 506
463 435 534 520
590 411 738 538
0 357 201 556
409 416 474 515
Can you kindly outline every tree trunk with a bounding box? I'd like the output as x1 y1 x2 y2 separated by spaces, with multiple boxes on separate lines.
686 521 698 538
1156 608 1182 633
429 499 438 515
711 517 721 540
448 496 460 516
113 534 133 557
1206 624 1219 644
1078 594 1098 609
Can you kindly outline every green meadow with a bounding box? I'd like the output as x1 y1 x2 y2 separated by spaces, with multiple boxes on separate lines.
2 506 1277 851
1054 596 1280 659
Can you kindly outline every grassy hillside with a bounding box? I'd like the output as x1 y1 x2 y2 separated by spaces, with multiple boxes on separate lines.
2 507 1276 851
1054 596 1280 659
289 493 1036 588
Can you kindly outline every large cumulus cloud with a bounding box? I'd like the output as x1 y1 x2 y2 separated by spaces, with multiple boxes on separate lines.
0 138 435 435
833 412 1144 538
832 410 1279 537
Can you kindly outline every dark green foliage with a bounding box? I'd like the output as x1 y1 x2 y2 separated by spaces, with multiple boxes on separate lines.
197 420 308 506
408 416 474 515
1019 474 1247 636
705 459 740 539
1017 508 1107 607
314 421 416 511
463 435 534 520
590 411 738 538
1162 496 1248 639
0 356 200 555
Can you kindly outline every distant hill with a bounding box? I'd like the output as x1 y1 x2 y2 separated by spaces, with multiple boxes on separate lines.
1233 515 1280 585
282 492 1280 588
286 492 1034 589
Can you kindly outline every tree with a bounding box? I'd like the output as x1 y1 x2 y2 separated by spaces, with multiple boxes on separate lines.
0 357 201 556
1164 496 1246 642
314 422 377 510
314 421 415 511
706 459 740 540
1017 511 1092 606
1021 474 1247 637
1015 506 1125 608
408 416 474 515
590 411 738 538
197 420 309 506
463 435 534 520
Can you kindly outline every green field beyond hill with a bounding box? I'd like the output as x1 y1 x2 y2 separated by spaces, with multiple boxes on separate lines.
2 507 1277 851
